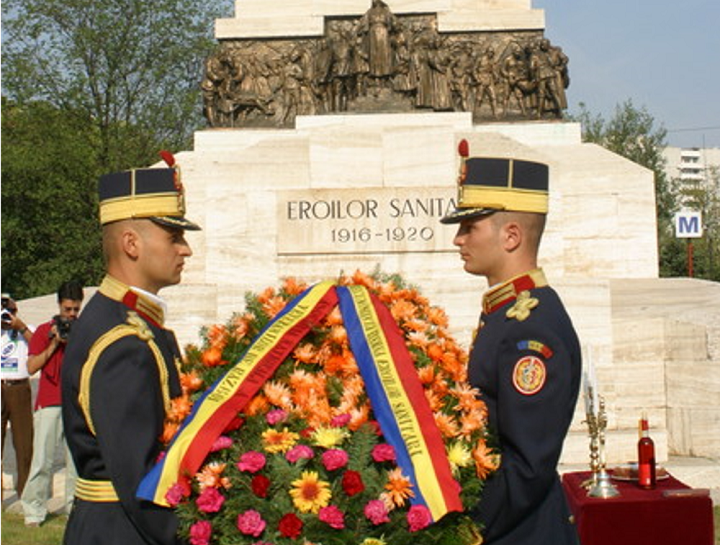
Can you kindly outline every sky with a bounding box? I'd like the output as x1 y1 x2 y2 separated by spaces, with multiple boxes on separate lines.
534 0 720 148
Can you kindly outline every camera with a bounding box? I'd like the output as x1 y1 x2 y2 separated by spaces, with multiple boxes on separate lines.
51 315 73 340
1 310 13 324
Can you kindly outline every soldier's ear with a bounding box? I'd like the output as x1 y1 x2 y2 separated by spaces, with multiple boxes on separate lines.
120 226 142 260
501 221 523 252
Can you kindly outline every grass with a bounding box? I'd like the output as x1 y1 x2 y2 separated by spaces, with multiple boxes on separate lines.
2 505 719 544
1 511 66 545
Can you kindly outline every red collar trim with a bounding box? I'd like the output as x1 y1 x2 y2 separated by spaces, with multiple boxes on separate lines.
482 269 548 315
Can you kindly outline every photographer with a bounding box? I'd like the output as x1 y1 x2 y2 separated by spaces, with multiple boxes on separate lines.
21 281 83 528
1 294 35 498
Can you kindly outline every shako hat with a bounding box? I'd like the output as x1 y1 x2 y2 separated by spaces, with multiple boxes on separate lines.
440 138 549 224
98 151 201 230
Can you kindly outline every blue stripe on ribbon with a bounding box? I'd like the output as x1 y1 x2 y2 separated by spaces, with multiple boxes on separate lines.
336 286 426 510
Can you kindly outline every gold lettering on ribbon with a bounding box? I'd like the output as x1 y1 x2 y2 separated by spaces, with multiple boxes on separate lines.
350 287 425 458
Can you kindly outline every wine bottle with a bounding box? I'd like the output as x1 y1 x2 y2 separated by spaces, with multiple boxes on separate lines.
637 412 656 489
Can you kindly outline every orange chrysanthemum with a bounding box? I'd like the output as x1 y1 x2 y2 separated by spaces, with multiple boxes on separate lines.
264 381 293 409
201 346 226 367
161 421 179 444
473 439 501 480
206 324 228 350
327 325 348 346
323 306 344 326
196 462 231 490
390 300 417 322
180 371 204 394
245 393 270 416
263 296 287 318
383 468 414 508
282 277 307 296
293 343 317 364
427 306 449 328
426 342 444 363
256 286 276 304
434 411 461 438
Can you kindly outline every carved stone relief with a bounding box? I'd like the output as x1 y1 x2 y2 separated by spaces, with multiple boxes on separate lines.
201 1 569 128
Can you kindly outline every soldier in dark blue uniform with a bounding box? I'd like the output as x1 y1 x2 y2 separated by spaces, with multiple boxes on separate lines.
441 139 581 544
62 155 200 544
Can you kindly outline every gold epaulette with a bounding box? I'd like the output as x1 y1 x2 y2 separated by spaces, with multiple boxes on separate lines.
78 312 170 436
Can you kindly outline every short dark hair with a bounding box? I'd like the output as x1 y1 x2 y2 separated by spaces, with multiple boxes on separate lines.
58 280 84 303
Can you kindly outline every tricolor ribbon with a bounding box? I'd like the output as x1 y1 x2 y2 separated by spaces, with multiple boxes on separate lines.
138 283 462 522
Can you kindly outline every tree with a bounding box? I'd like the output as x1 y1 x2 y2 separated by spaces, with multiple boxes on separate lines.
572 100 683 277
2 0 232 298
1 99 104 298
671 166 720 280
2 0 231 171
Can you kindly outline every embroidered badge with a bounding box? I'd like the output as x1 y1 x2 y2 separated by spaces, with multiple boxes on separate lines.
506 290 539 322
516 340 554 359
512 355 546 395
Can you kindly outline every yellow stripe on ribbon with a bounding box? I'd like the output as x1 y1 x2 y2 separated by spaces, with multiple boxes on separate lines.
346 285 450 520
151 281 336 505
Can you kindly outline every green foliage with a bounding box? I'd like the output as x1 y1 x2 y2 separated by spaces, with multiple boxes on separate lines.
1 0 232 298
2 0 231 171
1 98 104 298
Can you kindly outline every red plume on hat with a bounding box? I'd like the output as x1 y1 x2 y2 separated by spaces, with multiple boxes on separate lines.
458 139 469 158
159 150 176 167
457 139 469 186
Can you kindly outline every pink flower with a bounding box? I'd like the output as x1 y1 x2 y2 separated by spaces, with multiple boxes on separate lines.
286 444 314 463
237 451 266 473
371 444 396 463
407 504 432 532
237 509 267 537
318 504 345 529
321 449 349 471
330 413 351 427
164 482 187 507
210 435 233 452
189 520 212 545
266 409 288 425
364 499 390 525
196 486 225 513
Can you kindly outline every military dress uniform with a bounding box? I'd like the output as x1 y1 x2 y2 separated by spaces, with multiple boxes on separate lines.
62 160 200 544
469 269 581 544
441 139 581 544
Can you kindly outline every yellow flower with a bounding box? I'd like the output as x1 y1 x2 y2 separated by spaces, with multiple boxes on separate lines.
361 539 387 545
311 426 349 448
262 427 299 453
447 442 473 475
289 471 331 513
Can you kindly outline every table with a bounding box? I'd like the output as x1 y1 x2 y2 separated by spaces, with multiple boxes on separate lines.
562 470 714 545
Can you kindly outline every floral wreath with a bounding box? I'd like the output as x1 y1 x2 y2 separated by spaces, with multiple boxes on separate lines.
156 271 499 545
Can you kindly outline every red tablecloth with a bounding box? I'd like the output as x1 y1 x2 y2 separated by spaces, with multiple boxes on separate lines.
562 471 714 545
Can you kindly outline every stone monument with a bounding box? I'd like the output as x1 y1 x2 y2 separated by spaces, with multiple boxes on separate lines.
157 0 719 466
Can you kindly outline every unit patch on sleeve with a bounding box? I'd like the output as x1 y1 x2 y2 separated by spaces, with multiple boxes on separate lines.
512 355 546 395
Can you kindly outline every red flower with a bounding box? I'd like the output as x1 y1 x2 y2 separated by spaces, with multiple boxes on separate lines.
279 513 303 538
342 470 365 496
251 475 271 498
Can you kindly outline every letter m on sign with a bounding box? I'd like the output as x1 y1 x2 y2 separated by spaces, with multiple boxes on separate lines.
674 211 703 238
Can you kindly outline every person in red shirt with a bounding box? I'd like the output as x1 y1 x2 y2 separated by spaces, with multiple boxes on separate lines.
21 281 83 527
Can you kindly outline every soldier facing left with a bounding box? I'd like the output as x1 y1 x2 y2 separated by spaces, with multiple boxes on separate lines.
62 152 201 545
